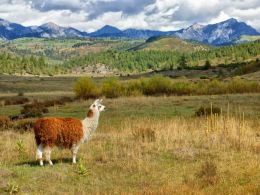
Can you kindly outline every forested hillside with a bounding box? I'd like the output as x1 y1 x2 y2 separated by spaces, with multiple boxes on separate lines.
0 39 259 75
0 53 61 75
64 40 260 72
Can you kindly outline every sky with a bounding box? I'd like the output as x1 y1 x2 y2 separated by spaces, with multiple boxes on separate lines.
0 0 259 32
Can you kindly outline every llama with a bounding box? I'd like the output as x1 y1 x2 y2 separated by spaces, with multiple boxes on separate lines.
33 99 105 166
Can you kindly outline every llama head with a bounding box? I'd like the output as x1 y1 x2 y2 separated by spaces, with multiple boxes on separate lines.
88 99 105 116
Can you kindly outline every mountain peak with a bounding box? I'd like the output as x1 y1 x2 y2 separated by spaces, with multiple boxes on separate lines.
90 25 122 36
189 23 204 30
100 25 120 31
41 22 60 29
0 18 10 26
223 18 238 24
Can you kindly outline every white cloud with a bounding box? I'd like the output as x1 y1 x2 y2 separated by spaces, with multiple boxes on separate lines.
0 0 259 32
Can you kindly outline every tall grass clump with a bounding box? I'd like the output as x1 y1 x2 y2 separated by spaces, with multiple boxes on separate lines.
74 77 100 99
0 116 11 130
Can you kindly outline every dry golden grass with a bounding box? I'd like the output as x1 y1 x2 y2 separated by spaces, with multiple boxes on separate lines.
0 104 259 194
0 95 259 193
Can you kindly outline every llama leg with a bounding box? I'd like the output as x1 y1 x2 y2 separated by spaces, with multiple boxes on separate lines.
36 144 43 166
71 145 80 164
44 146 53 166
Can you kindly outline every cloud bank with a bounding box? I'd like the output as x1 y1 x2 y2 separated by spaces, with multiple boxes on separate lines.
0 0 259 32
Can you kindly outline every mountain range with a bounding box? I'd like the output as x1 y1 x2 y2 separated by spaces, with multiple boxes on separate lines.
0 18 259 46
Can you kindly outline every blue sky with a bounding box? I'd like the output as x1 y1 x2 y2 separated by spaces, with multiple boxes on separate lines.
0 0 259 32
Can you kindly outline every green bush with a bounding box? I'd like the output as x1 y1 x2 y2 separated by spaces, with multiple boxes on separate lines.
102 78 123 98
171 81 193 95
74 77 100 99
142 76 172 95
124 80 143 96
73 76 260 98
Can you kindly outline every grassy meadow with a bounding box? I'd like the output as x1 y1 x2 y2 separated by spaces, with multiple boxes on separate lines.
0 78 260 194
0 23 259 195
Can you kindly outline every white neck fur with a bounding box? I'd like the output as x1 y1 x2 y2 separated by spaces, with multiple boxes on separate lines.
81 109 100 143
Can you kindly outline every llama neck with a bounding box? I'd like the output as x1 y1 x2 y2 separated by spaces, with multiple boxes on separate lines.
81 110 100 142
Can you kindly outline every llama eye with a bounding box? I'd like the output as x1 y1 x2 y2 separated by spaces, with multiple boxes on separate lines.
93 105 96 107
98 106 101 109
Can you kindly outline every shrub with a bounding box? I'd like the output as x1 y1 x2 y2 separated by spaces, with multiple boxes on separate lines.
14 119 35 133
124 80 143 96
59 96 74 103
195 106 221 116
21 101 49 118
17 92 24 97
196 79 227 95
142 76 172 95
228 77 260 93
74 77 100 99
4 97 29 106
171 81 192 95
43 97 74 107
200 75 209 79
102 78 123 98
73 76 260 98
0 116 11 130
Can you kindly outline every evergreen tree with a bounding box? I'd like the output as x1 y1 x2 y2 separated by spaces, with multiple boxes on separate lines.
177 55 188 70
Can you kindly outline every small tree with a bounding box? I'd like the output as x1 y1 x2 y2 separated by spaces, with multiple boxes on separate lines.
74 77 100 99
177 55 188 70
204 60 211 70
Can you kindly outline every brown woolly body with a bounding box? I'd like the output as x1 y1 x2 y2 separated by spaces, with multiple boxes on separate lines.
34 117 83 148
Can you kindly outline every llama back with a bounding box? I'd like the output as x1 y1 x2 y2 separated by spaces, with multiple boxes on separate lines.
34 118 83 148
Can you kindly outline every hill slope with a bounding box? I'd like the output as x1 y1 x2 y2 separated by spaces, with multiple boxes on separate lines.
130 36 209 52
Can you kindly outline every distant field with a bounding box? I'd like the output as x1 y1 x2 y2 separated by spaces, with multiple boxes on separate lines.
0 75 108 93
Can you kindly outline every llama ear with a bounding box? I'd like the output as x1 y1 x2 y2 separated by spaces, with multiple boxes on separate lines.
94 99 100 104
99 99 103 103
